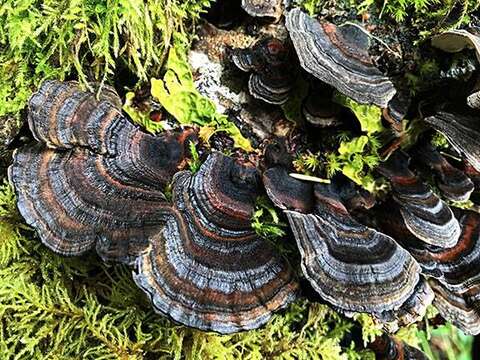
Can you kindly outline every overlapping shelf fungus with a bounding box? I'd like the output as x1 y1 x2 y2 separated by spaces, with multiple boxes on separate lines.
7 0 480 347
9 80 298 334
134 152 299 333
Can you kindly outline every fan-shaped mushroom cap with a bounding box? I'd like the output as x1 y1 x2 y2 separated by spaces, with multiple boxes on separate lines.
285 8 396 107
430 280 480 335
424 112 480 173
263 166 314 212
431 29 480 62
232 38 295 105
378 278 434 329
382 93 410 132
414 143 474 202
134 153 299 334
377 151 460 248
241 0 282 21
9 80 193 263
405 211 480 294
283 183 420 314
28 80 125 153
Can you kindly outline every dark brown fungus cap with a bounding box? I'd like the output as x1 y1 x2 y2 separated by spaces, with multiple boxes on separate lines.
232 38 295 105
331 177 376 211
382 93 410 132
302 83 342 127
406 211 480 294
27 80 124 153
9 80 193 263
241 0 282 22
463 161 480 195
263 141 294 169
284 183 420 314
378 278 434 329
285 8 396 107
377 151 460 248
413 143 474 202
263 166 314 212
429 280 480 335
424 112 480 173
134 153 299 334
371 334 428 360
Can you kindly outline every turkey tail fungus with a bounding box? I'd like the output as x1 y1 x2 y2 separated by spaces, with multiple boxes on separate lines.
376 151 461 248
263 168 421 316
231 37 295 105
134 153 299 333
9 80 194 263
285 8 396 107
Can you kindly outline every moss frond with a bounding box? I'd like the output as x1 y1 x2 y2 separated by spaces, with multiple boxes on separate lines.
0 0 212 120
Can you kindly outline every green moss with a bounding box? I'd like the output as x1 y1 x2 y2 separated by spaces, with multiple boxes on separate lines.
325 94 384 192
251 196 287 241
431 132 450 149
334 94 384 135
151 38 253 152
293 151 323 175
296 0 479 36
187 141 201 173
353 314 383 346
0 0 212 121
288 92 385 192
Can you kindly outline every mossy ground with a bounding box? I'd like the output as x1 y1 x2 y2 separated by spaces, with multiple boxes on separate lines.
0 0 478 358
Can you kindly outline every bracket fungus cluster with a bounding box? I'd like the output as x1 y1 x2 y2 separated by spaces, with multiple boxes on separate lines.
376 151 461 248
232 37 295 105
412 143 475 202
9 81 299 334
263 167 423 322
8 1 480 349
376 203 480 335
134 153 299 333
9 80 192 263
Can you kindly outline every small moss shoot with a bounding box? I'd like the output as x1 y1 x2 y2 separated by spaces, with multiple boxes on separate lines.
325 93 384 192
431 132 450 149
251 196 287 241
188 140 201 173
293 150 323 175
